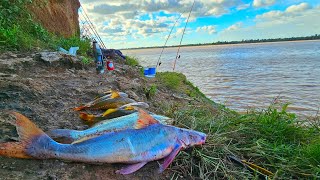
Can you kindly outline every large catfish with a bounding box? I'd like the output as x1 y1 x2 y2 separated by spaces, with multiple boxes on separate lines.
0 111 206 174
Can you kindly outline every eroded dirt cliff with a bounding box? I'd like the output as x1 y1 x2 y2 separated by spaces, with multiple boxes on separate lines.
28 0 80 37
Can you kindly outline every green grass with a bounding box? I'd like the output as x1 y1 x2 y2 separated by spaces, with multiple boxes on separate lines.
144 84 157 99
168 103 320 179
125 56 140 66
156 72 187 90
0 0 91 54
55 36 91 56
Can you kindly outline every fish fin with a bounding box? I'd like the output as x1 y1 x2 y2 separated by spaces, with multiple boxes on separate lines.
116 162 148 175
79 112 96 122
102 108 117 117
0 112 46 158
158 144 182 173
73 106 86 111
135 109 159 129
10 112 45 141
124 106 135 111
0 142 32 158
111 91 120 99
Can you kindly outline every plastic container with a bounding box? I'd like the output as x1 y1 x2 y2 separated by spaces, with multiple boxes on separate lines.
148 67 156 75
68 47 79 56
144 68 149 75
107 61 115 71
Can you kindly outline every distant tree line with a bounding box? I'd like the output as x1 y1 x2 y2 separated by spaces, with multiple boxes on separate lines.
127 34 320 50
210 34 320 45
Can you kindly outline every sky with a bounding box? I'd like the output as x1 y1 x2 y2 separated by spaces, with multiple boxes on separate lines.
79 0 320 49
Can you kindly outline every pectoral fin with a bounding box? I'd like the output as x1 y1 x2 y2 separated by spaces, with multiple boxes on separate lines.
116 162 148 175
102 108 117 117
111 91 121 99
158 143 182 173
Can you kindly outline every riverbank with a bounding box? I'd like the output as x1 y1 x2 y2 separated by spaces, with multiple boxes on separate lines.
0 52 319 179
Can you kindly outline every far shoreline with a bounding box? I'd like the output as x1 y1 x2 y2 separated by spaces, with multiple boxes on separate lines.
123 39 320 50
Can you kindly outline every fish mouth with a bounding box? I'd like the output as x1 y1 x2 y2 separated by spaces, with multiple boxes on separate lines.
198 135 207 145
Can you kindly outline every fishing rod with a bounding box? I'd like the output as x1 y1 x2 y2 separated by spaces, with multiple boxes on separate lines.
173 0 195 71
156 11 186 69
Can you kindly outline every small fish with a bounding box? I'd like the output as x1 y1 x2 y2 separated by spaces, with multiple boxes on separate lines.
73 91 135 111
48 111 171 143
80 102 149 123
0 111 206 174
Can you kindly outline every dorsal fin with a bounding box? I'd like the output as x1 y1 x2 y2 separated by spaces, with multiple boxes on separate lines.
135 109 159 129
111 90 120 99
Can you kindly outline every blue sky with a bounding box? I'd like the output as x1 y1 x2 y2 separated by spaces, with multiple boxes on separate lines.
79 0 320 49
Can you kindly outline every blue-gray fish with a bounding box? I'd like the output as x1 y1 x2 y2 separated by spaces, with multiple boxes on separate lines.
0 111 206 174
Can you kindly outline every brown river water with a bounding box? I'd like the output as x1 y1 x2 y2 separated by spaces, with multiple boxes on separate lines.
123 40 320 117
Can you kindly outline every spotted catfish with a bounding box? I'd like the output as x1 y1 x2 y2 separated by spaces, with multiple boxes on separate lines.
47 110 171 143
73 91 135 111
0 111 206 174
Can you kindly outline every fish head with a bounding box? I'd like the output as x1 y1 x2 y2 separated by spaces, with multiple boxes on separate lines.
178 128 206 148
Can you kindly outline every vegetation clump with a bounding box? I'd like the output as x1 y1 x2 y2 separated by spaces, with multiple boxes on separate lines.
169 97 320 179
0 0 90 55
125 56 140 66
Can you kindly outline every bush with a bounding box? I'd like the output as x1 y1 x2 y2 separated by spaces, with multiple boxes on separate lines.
125 56 140 66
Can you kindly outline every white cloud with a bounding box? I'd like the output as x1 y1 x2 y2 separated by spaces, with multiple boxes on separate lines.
237 3 250 10
285 2 311 13
256 3 312 20
196 25 217 34
253 0 276 8
225 22 243 31
215 4 320 42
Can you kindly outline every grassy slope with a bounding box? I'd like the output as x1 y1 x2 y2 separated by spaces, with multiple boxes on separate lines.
127 57 320 179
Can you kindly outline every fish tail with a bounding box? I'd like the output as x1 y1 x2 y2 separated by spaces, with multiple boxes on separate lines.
0 112 47 158
79 112 96 122
0 142 31 159
73 105 87 111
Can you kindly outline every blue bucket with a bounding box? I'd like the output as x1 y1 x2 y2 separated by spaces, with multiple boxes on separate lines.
144 68 149 75
148 67 156 75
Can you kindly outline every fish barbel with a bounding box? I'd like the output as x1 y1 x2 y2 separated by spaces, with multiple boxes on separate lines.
0 110 206 174
47 111 171 143
73 91 134 111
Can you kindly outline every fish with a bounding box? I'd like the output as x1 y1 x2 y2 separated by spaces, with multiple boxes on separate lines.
79 102 149 123
0 110 206 174
48 111 171 143
73 91 135 111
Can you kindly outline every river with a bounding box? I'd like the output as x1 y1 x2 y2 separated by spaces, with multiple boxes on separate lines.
123 40 320 117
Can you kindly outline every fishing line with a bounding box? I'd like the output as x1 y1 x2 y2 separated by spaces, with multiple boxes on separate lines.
173 0 195 71
156 11 186 69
